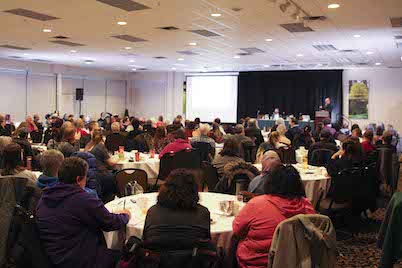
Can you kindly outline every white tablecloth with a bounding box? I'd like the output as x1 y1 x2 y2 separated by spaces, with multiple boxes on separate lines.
215 143 224 156
115 152 160 180
31 144 47 152
253 163 330 206
104 192 242 257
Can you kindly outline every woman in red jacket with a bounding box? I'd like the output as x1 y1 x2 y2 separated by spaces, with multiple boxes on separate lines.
233 165 315 268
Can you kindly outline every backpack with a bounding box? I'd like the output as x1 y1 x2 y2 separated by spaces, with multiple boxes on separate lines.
5 178 50 268
124 180 144 196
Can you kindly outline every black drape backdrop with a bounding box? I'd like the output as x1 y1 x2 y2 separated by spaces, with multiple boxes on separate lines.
237 70 343 122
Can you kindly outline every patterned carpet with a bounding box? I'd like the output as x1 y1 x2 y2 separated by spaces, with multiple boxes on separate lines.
335 169 402 267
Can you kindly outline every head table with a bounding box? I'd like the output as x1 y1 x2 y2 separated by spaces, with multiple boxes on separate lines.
104 192 241 266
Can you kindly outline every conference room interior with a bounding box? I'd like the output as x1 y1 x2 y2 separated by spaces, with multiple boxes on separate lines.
1 0 402 267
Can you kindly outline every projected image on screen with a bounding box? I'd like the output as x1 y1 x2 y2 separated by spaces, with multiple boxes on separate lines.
186 75 238 123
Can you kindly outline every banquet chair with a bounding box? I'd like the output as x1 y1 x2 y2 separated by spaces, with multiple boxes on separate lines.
30 130 43 144
154 148 201 190
115 168 148 197
200 161 219 191
192 142 214 163
309 149 335 167
276 146 296 164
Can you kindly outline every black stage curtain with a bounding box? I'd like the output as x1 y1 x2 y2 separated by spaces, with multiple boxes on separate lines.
237 70 343 122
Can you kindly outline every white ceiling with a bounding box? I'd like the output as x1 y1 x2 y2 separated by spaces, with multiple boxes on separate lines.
1 0 402 72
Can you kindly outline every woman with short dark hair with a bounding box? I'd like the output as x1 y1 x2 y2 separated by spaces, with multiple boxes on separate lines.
143 169 210 249
153 125 169 154
233 165 315 268
1 143 37 182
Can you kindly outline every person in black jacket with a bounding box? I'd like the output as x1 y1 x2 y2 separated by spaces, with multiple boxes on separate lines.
285 118 302 146
0 116 10 136
143 169 210 250
308 129 338 161
245 118 264 148
105 122 126 153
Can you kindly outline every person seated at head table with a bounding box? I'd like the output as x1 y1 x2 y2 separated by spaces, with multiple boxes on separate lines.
0 143 37 183
159 129 192 159
248 151 282 195
105 122 126 153
143 169 211 250
36 157 130 268
212 139 245 178
233 164 315 268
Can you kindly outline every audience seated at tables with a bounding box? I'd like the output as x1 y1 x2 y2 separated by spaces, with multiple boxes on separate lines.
377 130 397 154
55 126 81 157
374 123 385 146
257 131 287 163
313 122 324 142
185 120 196 139
159 129 192 159
361 130 376 154
322 118 336 137
105 122 126 153
276 124 291 146
245 118 264 148
191 123 216 156
36 157 130 268
285 117 303 145
0 143 37 182
36 149 65 189
212 139 245 178
80 121 100 148
25 115 39 132
85 129 119 169
339 122 351 136
153 125 170 154
12 125 34 162
4 114 15 134
0 115 10 136
33 114 44 131
155 115 164 128
74 118 88 137
271 118 285 132
300 125 315 149
126 118 143 139
209 122 224 143
214 118 226 135
248 151 282 194
224 124 254 152
308 129 338 161
0 136 12 168
233 164 315 268
143 119 156 137
143 169 211 249
327 137 365 179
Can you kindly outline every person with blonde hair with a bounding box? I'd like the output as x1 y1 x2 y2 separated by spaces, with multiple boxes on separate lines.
74 118 88 137
276 124 291 146
256 131 287 163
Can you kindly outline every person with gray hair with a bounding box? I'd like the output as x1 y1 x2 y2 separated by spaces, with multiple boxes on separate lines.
190 123 216 161
245 118 264 148
223 124 254 160
36 149 65 189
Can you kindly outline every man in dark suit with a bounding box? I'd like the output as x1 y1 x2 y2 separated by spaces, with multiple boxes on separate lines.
245 118 264 148
285 117 302 146
324 98 333 115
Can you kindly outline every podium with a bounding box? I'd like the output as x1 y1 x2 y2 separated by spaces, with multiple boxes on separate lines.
315 110 330 127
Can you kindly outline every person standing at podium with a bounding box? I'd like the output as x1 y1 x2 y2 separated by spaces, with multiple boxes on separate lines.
272 108 280 120
319 98 333 114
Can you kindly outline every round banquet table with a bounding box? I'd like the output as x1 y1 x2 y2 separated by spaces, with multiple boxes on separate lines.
253 163 331 207
115 152 160 180
104 192 242 264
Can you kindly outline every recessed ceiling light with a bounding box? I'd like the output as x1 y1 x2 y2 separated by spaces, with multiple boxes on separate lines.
23 53 29 56
234 55 240 59
178 58 184 61
70 50 77 53
43 29 52 33
131 68 137 71
129 59 135 63
353 34 361 38
264 65 270 67
265 38 273 42
85 62 92 65
211 13 221 17
189 42 197 46
297 54 304 57
375 62 381 66
328 3 340 9
366 51 374 55
128 64 136 67
124 47 132 50
172 67 177 70
117 21 127 26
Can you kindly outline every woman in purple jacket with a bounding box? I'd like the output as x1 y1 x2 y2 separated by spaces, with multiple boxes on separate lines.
36 157 130 268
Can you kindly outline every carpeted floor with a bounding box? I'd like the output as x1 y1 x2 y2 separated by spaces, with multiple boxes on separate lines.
335 167 402 267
